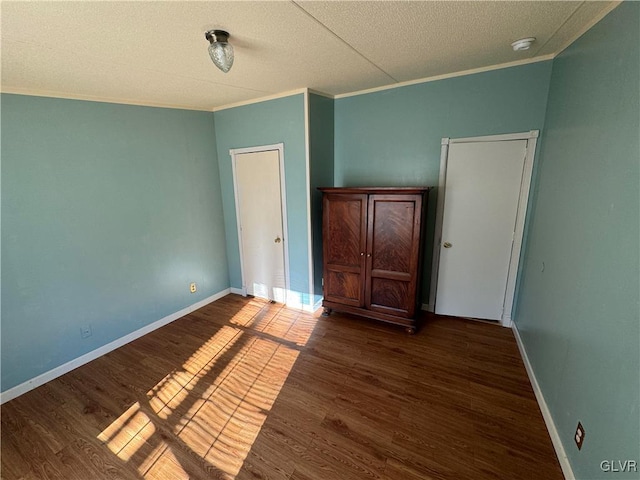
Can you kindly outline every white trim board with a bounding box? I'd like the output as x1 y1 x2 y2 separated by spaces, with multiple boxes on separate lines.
0 288 231 405
333 56 554 100
212 88 310 112
512 323 575 480
448 130 539 144
0 87 211 112
428 137 450 312
229 143 285 156
553 1 621 57
303 90 316 312
311 297 323 313
500 131 538 324
421 303 434 313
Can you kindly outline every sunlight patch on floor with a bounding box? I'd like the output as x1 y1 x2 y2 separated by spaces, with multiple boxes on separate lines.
148 325 242 419
174 337 299 476
136 443 189 479
96 299 317 479
229 298 314 346
97 402 156 461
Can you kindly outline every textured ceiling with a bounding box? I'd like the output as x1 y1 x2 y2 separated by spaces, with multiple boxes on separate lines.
0 1 619 111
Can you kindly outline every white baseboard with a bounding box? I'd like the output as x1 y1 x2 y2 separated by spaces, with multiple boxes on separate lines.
311 297 323 313
285 291 321 313
501 313 514 328
512 323 575 480
229 287 321 313
421 303 434 312
0 288 231 405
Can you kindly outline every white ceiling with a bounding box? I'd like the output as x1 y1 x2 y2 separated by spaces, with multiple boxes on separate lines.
1 1 619 111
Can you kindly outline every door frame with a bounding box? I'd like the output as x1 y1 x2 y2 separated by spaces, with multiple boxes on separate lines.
428 131 539 326
230 143 290 301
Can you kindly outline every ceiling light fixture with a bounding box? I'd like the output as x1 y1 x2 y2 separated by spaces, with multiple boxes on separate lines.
205 29 234 73
511 37 536 52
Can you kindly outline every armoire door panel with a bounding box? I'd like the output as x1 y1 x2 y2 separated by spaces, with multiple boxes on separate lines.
324 194 366 267
365 194 423 316
322 193 367 306
369 199 416 274
369 278 411 316
325 270 362 306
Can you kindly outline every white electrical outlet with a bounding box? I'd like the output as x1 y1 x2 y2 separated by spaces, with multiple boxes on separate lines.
575 422 585 450
80 325 92 339
190 282 197 293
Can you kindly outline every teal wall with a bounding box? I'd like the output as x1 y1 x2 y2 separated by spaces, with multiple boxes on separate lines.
334 61 553 302
1 94 229 392
309 93 335 301
213 95 311 304
515 3 640 479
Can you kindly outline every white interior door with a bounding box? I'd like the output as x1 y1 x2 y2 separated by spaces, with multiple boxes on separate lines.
435 139 528 321
233 149 287 302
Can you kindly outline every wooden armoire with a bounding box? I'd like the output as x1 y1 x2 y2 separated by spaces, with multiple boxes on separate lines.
318 187 430 333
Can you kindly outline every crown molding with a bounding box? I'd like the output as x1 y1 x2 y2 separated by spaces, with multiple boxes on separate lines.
553 1 621 57
307 89 334 99
0 86 211 112
211 89 309 112
333 55 555 100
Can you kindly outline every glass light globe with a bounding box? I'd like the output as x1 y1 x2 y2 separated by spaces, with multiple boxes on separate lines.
209 42 234 73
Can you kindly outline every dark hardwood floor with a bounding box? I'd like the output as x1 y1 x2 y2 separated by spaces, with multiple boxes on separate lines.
1 294 563 480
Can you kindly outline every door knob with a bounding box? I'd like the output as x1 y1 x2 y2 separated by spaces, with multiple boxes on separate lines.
443 242 452 248
274 236 282 243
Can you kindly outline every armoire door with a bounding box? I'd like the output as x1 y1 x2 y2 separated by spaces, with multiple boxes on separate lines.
322 193 367 307
365 194 423 318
